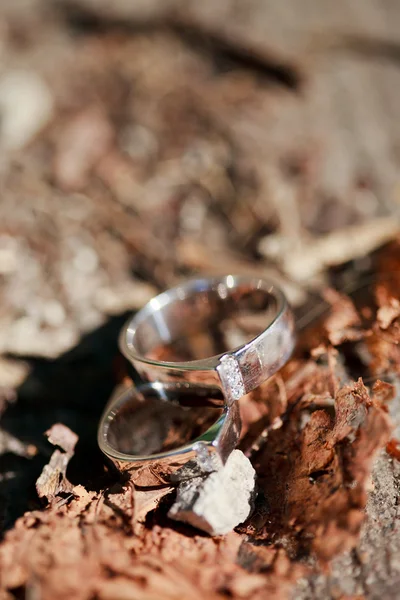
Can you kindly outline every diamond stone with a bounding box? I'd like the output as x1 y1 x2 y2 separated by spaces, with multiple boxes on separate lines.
217 354 245 403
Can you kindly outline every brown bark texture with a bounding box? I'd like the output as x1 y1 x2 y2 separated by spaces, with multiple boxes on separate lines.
1 1 400 599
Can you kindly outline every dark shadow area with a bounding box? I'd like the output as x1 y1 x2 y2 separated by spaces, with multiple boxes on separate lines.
0 312 134 535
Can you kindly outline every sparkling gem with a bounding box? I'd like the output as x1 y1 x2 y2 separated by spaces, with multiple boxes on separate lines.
217 354 245 402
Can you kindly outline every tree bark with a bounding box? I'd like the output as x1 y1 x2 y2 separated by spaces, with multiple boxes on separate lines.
1 1 400 598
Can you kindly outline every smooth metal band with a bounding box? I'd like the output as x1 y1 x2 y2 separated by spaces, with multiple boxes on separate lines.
120 275 295 404
98 381 241 486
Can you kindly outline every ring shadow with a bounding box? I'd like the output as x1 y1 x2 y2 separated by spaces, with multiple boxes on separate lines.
0 312 137 536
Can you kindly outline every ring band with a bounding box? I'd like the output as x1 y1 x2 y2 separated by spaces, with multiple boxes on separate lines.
120 276 295 405
97 381 241 486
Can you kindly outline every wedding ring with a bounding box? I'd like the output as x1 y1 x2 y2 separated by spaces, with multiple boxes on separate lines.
120 276 295 405
98 381 241 486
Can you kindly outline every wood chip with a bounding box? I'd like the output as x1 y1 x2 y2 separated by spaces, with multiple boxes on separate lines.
36 424 78 501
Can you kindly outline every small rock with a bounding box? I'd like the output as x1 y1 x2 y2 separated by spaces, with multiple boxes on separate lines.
168 449 256 536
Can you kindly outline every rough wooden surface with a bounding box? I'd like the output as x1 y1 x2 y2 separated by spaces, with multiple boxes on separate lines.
1 1 400 598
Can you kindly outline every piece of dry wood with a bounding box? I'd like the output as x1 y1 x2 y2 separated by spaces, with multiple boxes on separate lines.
36 424 78 501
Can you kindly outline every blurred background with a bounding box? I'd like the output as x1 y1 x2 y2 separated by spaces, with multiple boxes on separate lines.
1 0 400 528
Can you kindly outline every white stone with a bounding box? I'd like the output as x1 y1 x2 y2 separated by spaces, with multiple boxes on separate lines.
168 449 256 536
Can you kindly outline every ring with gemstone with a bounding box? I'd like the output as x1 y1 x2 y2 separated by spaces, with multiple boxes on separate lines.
119 275 295 405
97 380 241 486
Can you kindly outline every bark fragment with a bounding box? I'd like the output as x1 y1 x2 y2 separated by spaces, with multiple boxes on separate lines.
36 424 78 501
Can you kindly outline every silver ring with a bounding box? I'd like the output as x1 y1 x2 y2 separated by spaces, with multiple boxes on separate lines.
97 381 241 486
120 275 295 405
